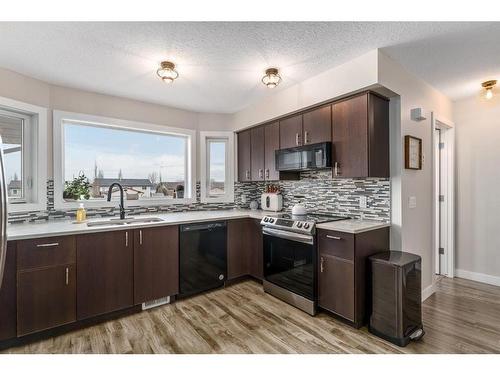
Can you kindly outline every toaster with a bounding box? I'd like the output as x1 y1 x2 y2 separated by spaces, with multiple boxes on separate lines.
261 193 283 212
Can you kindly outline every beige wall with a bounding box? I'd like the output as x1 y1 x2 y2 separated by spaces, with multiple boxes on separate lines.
454 94 500 281
378 50 454 292
0 67 233 178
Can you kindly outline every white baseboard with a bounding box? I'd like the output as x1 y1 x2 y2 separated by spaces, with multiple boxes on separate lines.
422 283 437 302
455 269 500 287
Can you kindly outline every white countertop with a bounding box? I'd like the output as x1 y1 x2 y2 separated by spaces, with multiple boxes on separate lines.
7 209 389 241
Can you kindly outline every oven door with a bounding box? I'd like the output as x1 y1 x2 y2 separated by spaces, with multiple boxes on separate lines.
263 227 316 300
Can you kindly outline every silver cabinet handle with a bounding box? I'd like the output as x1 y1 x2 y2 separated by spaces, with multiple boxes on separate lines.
65 267 69 286
304 131 309 144
125 231 129 247
245 170 250 180
265 169 269 179
36 242 59 248
259 169 263 179
326 235 342 240
295 133 301 146
320 257 324 273
139 229 143 245
334 162 340 177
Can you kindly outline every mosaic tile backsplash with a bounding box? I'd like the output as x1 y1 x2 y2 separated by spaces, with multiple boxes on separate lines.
8 171 390 223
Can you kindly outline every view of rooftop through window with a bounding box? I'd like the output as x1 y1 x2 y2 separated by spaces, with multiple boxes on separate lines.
208 140 226 196
63 122 191 201
0 112 24 200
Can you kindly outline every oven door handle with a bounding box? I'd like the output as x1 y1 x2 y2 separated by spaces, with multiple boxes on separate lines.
262 227 314 245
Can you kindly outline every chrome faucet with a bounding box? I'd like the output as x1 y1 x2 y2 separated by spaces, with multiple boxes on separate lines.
107 182 126 220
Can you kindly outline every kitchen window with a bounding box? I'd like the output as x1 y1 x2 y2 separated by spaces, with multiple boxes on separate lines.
53 111 196 209
0 97 47 212
200 131 234 203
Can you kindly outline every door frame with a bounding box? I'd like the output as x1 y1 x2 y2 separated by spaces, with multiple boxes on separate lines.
432 113 455 278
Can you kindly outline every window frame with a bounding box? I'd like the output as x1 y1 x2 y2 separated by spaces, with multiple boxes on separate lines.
0 96 47 213
199 131 234 204
53 110 196 210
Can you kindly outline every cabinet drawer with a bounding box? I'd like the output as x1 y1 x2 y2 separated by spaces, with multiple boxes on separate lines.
17 236 76 271
317 230 354 261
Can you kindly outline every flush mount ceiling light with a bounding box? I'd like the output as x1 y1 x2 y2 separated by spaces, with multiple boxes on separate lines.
157 61 179 83
482 80 497 100
261 68 282 88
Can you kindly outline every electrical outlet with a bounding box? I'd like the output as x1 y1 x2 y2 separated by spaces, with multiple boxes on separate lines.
241 194 247 204
409 196 417 209
359 196 367 209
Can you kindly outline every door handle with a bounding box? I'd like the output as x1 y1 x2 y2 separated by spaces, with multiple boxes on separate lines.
259 169 263 179
334 162 341 177
304 131 309 144
320 257 324 273
65 267 69 286
326 235 342 240
246 170 250 180
36 242 59 248
139 229 143 245
265 169 269 179
125 231 129 247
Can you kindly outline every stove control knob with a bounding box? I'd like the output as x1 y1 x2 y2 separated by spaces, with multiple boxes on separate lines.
303 223 310 229
296 222 303 228
264 217 269 222
269 218 275 223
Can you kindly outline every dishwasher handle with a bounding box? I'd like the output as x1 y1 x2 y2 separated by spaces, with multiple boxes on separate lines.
180 221 227 232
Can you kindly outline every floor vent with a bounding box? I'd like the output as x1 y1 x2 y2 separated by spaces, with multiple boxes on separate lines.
142 296 170 310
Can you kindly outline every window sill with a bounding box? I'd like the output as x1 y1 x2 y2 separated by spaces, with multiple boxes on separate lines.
8 202 47 213
200 196 234 204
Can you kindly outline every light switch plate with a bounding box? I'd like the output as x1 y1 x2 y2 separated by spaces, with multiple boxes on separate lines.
359 196 367 209
409 196 417 209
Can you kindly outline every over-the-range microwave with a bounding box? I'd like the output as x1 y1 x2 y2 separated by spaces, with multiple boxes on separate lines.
275 142 332 171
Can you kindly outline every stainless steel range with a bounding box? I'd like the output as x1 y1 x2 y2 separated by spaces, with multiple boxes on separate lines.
260 213 348 315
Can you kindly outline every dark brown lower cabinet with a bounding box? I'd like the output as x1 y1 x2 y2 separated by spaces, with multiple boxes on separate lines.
227 219 263 281
0 242 17 341
76 230 133 320
17 264 76 336
134 226 179 304
318 227 389 327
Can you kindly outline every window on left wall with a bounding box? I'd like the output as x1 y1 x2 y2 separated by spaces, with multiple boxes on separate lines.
53 111 196 209
0 98 47 213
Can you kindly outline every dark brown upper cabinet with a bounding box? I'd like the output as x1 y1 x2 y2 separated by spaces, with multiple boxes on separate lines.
76 230 134 320
332 92 389 178
250 126 265 181
237 129 252 182
302 105 332 145
264 122 280 181
279 114 303 149
16 237 77 336
134 226 179 305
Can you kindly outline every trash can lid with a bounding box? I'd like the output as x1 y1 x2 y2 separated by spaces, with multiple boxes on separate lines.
369 251 421 267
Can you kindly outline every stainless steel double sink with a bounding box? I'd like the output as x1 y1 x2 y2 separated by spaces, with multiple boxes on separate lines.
86 217 164 227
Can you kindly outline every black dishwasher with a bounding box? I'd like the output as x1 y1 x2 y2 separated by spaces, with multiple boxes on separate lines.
179 221 227 298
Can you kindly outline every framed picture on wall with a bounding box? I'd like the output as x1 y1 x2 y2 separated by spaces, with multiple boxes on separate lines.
404 135 422 170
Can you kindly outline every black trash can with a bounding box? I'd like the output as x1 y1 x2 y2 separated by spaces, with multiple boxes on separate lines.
368 251 425 347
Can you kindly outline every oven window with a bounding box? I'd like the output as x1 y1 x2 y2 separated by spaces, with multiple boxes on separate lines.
263 234 315 299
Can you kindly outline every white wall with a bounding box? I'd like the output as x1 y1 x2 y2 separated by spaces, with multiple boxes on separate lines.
454 94 500 282
0 67 233 178
378 50 454 292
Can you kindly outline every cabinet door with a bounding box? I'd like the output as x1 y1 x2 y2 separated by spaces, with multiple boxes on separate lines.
264 122 280 181
76 230 133 320
303 105 331 145
237 129 252 181
227 219 250 279
134 226 179 304
0 242 17 341
318 253 354 321
279 114 303 149
248 219 263 280
17 264 76 336
332 94 369 177
250 126 265 181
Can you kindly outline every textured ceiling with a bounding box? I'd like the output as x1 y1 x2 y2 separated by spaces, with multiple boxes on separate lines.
0 22 497 113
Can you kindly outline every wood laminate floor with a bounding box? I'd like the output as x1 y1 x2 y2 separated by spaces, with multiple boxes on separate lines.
3 277 500 354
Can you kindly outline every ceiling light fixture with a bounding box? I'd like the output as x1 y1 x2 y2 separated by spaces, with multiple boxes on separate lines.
262 68 282 88
157 61 179 83
482 80 497 100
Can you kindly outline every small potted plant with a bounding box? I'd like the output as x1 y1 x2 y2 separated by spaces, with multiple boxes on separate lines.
63 172 91 201
175 184 184 199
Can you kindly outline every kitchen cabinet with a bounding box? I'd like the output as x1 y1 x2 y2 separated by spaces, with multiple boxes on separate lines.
302 105 332 145
279 114 303 149
264 122 280 181
237 129 252 181
250 126 265 181
318 227 389 327
0 242 17 341
16 236 77 336
134 226 179 304
227 218 263 281
332 92 389 178
76 230 133 320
